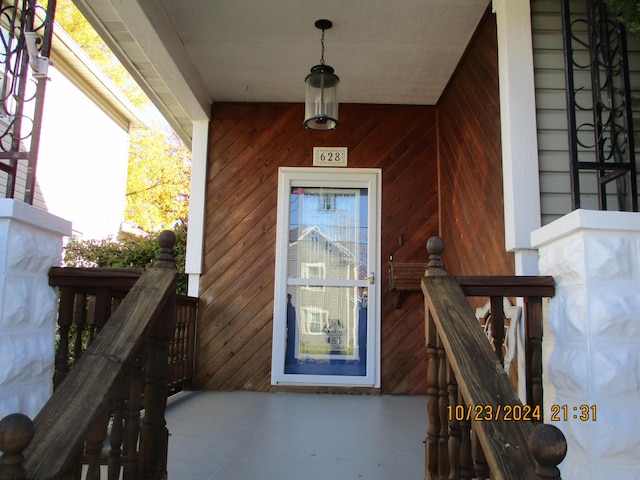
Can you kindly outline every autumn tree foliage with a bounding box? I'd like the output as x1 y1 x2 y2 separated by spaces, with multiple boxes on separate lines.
126 125 191 231
46 0 146 108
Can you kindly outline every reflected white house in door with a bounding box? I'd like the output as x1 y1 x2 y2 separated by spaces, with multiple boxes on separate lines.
272 168 381 387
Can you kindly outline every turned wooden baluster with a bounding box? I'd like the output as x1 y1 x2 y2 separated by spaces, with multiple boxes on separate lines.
425 315 440 479
471 430 489 479
170 305 188 386
458 394 473 480
122 355 143 480
108 384 127 480
168 315 179 385
425 236 447 479
0 414 34 480
177 307 190 383
138 230 177 479
54 286 74 389
92 286 112 340
437 336 450 477
529 424 567 479
489 295 505 364
447 366 460 480
85 409 110 480
525 296 544 414
72 292 88 362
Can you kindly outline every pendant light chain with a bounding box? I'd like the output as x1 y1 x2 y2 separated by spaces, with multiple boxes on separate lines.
320 28 326 65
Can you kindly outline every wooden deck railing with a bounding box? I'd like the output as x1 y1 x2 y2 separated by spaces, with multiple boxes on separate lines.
0 231 181 479
390 249 555 413
421 237 566 479
455 275 554 414
48 260 198 394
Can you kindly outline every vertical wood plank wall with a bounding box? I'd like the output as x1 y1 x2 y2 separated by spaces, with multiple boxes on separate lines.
438 11 515 277
196 11 510 394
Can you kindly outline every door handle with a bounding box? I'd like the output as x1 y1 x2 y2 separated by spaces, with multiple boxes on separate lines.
367 273 375 284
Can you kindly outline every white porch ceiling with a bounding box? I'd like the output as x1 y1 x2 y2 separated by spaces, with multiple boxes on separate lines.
72 0 491 147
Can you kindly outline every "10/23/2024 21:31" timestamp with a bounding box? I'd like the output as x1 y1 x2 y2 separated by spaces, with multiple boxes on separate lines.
446 404 597 422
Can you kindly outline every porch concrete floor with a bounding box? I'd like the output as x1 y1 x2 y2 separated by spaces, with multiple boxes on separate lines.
165 391 427 479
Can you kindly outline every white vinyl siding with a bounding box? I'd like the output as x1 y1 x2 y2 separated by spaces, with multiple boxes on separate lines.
0 155 47 211
532 0 578 225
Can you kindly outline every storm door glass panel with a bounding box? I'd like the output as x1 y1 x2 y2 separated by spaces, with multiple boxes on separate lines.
284 187 368 376
271 167 380 387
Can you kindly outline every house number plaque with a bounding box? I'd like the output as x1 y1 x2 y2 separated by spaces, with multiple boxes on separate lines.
313 147 348 167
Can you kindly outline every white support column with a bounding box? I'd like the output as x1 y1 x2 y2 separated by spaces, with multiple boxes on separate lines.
185 120 209 297
493 0 542 276
0 200 71 420
532 209 640 478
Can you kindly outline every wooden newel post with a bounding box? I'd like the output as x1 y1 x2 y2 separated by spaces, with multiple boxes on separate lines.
139 230 177 479
424 236 447 479
0 413 34 480
528 424 567 479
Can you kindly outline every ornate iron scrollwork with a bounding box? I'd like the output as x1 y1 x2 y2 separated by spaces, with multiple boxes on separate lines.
562 0 638 211
0 0 54 204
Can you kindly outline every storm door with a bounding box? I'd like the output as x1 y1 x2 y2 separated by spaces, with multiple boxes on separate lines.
271 168 381 387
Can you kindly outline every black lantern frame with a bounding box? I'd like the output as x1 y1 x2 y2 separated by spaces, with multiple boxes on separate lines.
304 20 339 130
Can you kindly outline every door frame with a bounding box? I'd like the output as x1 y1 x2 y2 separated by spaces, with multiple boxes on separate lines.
270 167 382 387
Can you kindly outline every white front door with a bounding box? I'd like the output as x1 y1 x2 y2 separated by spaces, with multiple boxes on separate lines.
271 167 381 387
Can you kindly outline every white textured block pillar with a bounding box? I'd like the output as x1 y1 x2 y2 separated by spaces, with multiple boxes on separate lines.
531 209 640 479
0 199 71 420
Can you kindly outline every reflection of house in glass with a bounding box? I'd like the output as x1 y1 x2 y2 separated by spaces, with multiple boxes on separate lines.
286 225 365 363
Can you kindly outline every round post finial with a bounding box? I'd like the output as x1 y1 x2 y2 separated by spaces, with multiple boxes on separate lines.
0 413 34 480
528 424 567 479
425 236 447 276
154 230 177 269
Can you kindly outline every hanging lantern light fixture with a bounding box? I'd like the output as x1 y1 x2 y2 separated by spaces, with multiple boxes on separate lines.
304 19 339 130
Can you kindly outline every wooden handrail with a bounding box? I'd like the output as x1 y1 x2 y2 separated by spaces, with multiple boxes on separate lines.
0 231 179 480
48 267 144 290
456 276 555 297
421 236 566 479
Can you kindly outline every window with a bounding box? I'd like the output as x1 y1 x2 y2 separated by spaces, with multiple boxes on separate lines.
301 307 328 334
302 262 326 291
319 193 336 212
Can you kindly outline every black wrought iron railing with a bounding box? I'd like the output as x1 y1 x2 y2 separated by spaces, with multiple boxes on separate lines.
0 0 55 204
561 0 638 212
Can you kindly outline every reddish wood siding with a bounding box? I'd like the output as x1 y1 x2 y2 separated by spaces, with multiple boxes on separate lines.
196 11 508 394
438 11 514 276
197 104 439 393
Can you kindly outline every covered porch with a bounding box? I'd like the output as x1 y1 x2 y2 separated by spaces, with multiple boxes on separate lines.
0 233 566 479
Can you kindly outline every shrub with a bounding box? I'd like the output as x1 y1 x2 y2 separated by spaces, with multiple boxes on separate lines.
63 225 188 295
607 0 640 36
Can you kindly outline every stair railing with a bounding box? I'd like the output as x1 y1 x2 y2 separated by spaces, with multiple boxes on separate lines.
0 231 179 480
422 236 567 479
